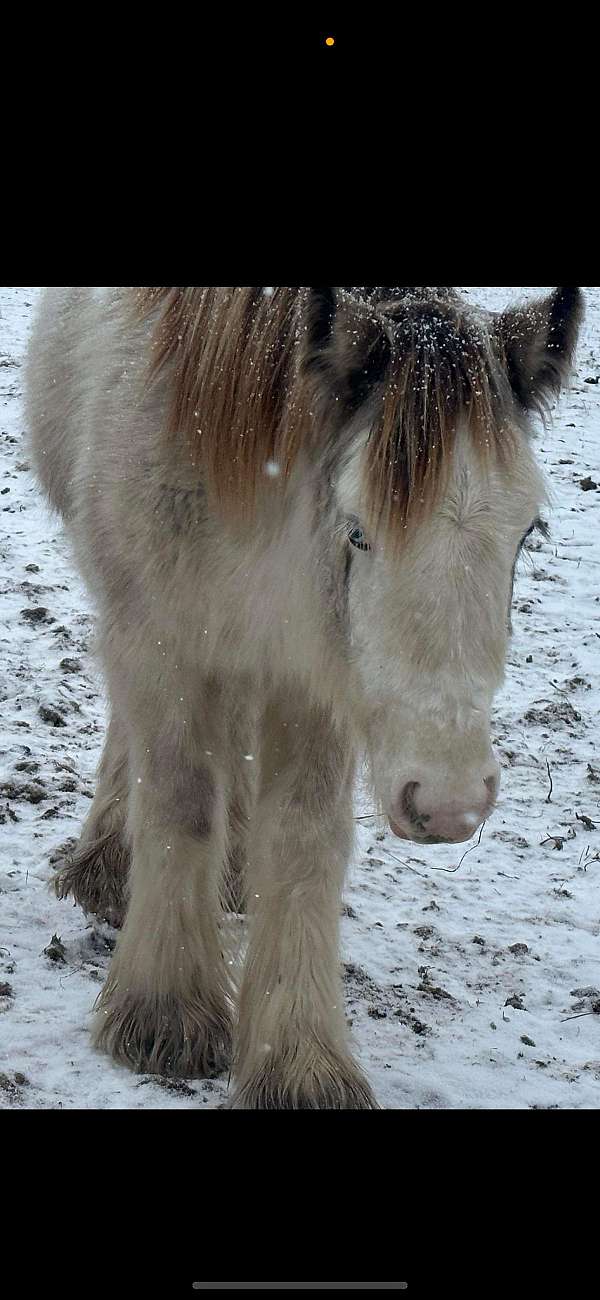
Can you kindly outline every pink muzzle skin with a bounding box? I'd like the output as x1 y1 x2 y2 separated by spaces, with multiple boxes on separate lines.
388 772 500 846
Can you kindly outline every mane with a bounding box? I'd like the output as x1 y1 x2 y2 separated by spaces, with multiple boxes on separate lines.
134 287 517 541
362 292 517 543
135 286 308 517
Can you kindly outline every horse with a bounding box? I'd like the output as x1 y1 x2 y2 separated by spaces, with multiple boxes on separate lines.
25 285 583 1108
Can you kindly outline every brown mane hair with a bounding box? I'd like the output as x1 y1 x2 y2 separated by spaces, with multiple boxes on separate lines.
363 292 517 542
136 287 307 515
135 286 517 541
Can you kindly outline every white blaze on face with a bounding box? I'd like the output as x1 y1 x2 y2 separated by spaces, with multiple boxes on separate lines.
335 423 545 815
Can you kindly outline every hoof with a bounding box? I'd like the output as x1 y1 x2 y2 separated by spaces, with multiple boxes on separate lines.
230 1053 379 1110
54 831 129 928
92 981 232 1079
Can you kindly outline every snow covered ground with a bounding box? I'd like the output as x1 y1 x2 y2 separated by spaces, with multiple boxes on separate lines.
1 286 599 1110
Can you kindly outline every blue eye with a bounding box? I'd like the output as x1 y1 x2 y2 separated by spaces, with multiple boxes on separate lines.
347 522 371 552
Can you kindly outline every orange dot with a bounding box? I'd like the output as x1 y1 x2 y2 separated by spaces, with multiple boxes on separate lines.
325 36 335 46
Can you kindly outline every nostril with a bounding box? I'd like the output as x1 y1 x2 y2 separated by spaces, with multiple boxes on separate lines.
400 781 421 819
399 781 431 832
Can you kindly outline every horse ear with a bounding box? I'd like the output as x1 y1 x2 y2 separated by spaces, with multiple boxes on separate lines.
496 286 584 413
302 287 391 406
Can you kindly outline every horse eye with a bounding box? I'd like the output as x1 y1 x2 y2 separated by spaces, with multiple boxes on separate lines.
347 522 371 552
518 516 547 554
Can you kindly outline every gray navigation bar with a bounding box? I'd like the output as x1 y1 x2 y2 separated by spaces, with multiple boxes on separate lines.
192 1286 408 1291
